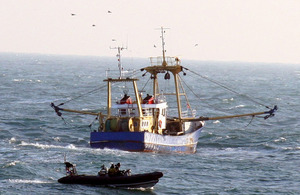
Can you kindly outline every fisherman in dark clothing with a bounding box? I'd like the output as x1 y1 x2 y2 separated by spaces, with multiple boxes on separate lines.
115 163 121 172
64 162 77 176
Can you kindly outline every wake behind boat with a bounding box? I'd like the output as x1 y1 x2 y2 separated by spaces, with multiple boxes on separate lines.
51 27 277 153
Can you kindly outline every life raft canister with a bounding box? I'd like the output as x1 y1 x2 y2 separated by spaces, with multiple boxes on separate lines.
143 94 154 104
120 94 132 104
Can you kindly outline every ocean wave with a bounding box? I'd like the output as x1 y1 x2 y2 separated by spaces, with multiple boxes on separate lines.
9 137 17 144
52 137 61 142
222 98 234 102
12 79 43 83
18 141 130 156
213 120 220 124
19 141 76 150
235 104 245 108
274 137 286 142
2 160 21 168
8 179 53 184
283 146 300 151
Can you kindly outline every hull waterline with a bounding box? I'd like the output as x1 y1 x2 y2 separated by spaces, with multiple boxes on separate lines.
90 127 203 153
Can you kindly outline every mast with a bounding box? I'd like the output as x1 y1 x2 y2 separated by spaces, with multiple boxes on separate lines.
147 27 184 123
174 73 182 120
110 46 127 79
160 27 168 66
107 79 111 117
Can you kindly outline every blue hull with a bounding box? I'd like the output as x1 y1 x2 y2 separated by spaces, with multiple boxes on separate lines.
90 128 203 153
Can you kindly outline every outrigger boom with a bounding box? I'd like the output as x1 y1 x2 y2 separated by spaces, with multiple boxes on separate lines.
185 105 278 122
51 103 277 122
51 103 106 118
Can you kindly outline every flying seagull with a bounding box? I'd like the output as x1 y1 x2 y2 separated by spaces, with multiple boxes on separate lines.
71 13 76 16
108 10 112 13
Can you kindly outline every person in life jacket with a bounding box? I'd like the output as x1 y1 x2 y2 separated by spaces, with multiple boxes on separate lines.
108 164 117 176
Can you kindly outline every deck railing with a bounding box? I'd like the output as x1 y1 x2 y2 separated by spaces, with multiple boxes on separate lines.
149 56 181 66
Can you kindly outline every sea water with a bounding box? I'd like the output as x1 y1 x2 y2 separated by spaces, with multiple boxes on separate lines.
0 53 299 194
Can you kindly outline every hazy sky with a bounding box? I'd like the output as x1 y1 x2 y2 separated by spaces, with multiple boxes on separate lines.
0 0 299 64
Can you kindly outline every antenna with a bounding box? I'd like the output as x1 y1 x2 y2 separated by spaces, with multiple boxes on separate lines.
110 45 127 79
156 27 169 66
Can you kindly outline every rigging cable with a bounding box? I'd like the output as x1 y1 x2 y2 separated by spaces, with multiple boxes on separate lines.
140 77 152 92
245 115 255 128
179 73 227 112
57 84 107 106
56 69 143 106
183 66 271 109
178 75 193 113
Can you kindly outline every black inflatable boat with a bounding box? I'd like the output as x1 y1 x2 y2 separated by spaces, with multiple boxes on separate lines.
58 171 163 188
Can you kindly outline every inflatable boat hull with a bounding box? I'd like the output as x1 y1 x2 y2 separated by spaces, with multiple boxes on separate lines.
58 171 163 188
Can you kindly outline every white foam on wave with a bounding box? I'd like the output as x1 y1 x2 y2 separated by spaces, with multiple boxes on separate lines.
20 141 76 150
9 137 17 144
7 160 20 166
13 78 43 83
223 98 234 102
13 79 25 82
228 104 246 109
19 141 132 157
8 179 52 184
283 146 300 151
53 137 61 142
2 161 21 168
128 187 154 191
274 137 286 142
87 147 131 156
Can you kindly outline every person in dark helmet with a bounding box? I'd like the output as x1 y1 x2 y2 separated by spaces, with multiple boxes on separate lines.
115 163 121 172
64 162 77 176
98 164 108 176
116 163 128 176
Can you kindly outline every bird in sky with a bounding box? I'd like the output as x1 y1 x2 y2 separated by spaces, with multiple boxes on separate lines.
92 24 96 27
194 44 198 47
108 10 112 13
71 13 76 16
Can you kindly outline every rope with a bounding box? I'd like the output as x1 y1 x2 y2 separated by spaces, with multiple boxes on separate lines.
56 68 143 106
140 77 152 92
184 67 271 109
88 115 99 130
58 84 106 106
245 115 255 128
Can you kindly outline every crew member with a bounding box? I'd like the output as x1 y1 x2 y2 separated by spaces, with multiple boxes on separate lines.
108 164 117 176
98 164 107 176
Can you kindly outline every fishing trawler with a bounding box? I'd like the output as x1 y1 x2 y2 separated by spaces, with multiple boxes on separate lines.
51 27 277 153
